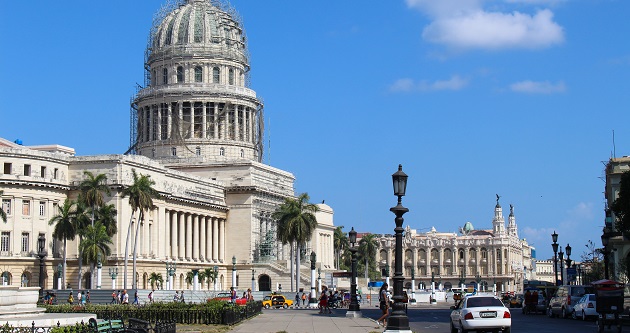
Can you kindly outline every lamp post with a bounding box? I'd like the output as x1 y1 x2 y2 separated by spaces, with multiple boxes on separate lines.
385 165 411 332
558 246 564 285
459 265 465 291
56 263 63 290
251 268 256 292
347 227 361 317
213 265 218 291
232 255 237 290
309 251 317 307
166 261 176 290
551 231 559 286
317 268 322 293
385 264 390 286
109 267 118 289
37 235 47 299
602 232 610 280
565 244 572 284
411 267 416 302
96 252 102 289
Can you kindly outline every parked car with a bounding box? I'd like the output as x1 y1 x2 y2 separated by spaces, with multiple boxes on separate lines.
522 292 546 315
262 294 293 309
450 295 511 333
547 285 594 319
211 292 247 305
572 294 597 321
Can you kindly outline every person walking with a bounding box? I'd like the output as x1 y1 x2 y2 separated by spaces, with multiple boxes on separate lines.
86 291 90 304
295 292 301 308
133 290 139 305
122 290 129 304
117 290 122 304
111 291 117 304
180 291 185 303
301 292 306 306
230 287 236 304
173 290 179 302
77 291 82 305
67 292 74 305
376 283 390 327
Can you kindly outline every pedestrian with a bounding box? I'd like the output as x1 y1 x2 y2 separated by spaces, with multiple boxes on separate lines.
295 292 300 308
81 291 87 305
173 291 179 302
117 290 122 304
247 288 254 302
318 288 328 314
148 289 154 303
230 287 236 303
67 292 74 305
180 291 185 303
301 292 306 306
133 290 139 305
122 290 129 304
77 291 82 305
111 291 117 304
86 291 90 304
376 283 390 327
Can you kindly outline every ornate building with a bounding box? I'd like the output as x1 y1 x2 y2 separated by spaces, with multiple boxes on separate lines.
375 199 533 294
0 0 335 292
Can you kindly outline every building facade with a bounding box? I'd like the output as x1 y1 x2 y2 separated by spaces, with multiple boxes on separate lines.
0 0 335 292
375 199 534 294
604 156 630 282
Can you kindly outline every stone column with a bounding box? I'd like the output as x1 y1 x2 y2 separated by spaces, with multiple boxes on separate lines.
157 104 162 140
190 102 195 139
167 103 172 139
178 212 185 260
178 102 183 138
212 217 219 261
164 209 170 259
202 103 207 139
186 213 192 261
200 216 207 261
148 105 154 141
213 103 219 139
193 214 199 261
170 211 177 259
219 218 225 262
234 106 240 141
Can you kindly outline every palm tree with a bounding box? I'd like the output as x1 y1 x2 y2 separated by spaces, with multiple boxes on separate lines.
95 204 118 237
148 272 164 290
333 226 348 270
358 233 379 280
79 171 111 227
79 222 113 285
273 193 319 293
49 199 78 289
0 190 7 222
201 267 216 290
74 196 91 289
121 169 159 289
185 270 195 288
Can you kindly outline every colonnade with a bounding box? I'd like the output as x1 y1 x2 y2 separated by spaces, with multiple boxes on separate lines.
165 209 225 262
137 101 257 145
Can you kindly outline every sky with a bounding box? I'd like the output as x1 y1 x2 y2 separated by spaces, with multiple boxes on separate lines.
1 0 629 261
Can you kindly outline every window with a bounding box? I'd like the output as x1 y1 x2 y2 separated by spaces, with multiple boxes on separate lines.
171 147 177 156
2 199 11 215
213 67 220 83
23 164 31 176
219 147 225 156
39 201 45 216
177 66 184 83
194 66 203 82
3 163 11 174
240 149 244 158
196 147 201 156
22 200 30 216
21 232 29 253
0 232 9 252
40 166 46 178
53 168 58 179
162 68 168 84
229 68 234 85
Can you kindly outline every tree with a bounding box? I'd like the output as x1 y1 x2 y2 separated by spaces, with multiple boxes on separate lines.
74 196 91 289
273 193 319 294
580 240 604 284
149 272 164 290
121 169 159 290
202 267 218 290
185 270 195 288
612 171 630 233
79 222 113 284
95 204 118 237
333 226 348 270
49 199 78 289
358 233 379 280
79 171 111 227
0 190 6 222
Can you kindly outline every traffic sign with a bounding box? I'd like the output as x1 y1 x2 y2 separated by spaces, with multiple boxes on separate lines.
332 271 352 278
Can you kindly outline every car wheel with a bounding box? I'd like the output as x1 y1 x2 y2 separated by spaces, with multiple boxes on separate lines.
547 307 554 318
561 307 568 319
572 310 577 320
458 321 469 333
283 303 288 309
503 328 511 333
264 304 270 309
450 321 457 333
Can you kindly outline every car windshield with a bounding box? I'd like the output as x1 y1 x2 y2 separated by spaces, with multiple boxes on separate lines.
571 287 594 297
467 297 504 308
588 294 596 301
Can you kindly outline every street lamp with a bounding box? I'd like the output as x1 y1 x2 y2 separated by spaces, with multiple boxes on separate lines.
347 227 361 317
551 231 559 286
166 261 177 290
56 263 63 290
213 265 218 291
558 246 564 285
97 252 102 289
475 274 482 292
251 268 256 292
109 267 118 289
386 164 411 332
411 267 416 302
565 243 572 284
232 255 237 290
37 235 47 299
602 232 610 280
317 268 321 293
309 251 317 307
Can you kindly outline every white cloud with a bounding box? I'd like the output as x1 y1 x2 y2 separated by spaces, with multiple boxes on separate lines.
389 75 469 92
509 80 566 93
505 0 566 5
406 0 564 50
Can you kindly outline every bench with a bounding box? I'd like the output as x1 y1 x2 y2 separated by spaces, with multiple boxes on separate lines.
89 318 125 333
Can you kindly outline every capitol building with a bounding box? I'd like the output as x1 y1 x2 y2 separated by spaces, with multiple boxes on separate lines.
0 0 335 292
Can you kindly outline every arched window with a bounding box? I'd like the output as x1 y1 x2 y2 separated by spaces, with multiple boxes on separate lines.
171 147 177 156
162 68 168 85
240 149 244 158
213 67 220 83
196 146 201 156
177 66 184 83
219 147 225 156
228 68 234 85
194 66 203 82
152 70 156 86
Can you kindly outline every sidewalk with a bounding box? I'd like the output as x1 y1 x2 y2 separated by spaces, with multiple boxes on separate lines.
229 308 383 333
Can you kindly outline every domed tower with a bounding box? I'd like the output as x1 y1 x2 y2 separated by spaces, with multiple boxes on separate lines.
131 0 263 162
507 204 518 237
492 195 505 235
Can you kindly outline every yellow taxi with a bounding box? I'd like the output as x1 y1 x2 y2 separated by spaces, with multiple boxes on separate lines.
262 294 294 309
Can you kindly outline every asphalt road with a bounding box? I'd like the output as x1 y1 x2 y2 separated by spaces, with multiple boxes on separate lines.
360 306 612 333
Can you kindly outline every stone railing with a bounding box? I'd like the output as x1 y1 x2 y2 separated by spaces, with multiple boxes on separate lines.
0 286 45 317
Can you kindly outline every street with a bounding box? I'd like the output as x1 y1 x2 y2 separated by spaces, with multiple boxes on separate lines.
359 306 609 333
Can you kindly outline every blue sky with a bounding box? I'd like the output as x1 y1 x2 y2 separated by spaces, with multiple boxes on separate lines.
1 0 629 261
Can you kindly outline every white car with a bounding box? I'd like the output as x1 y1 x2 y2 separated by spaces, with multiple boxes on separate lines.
450 295 512 333
572 294 597 321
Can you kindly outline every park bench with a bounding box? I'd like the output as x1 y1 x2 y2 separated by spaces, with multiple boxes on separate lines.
89 318 125 333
